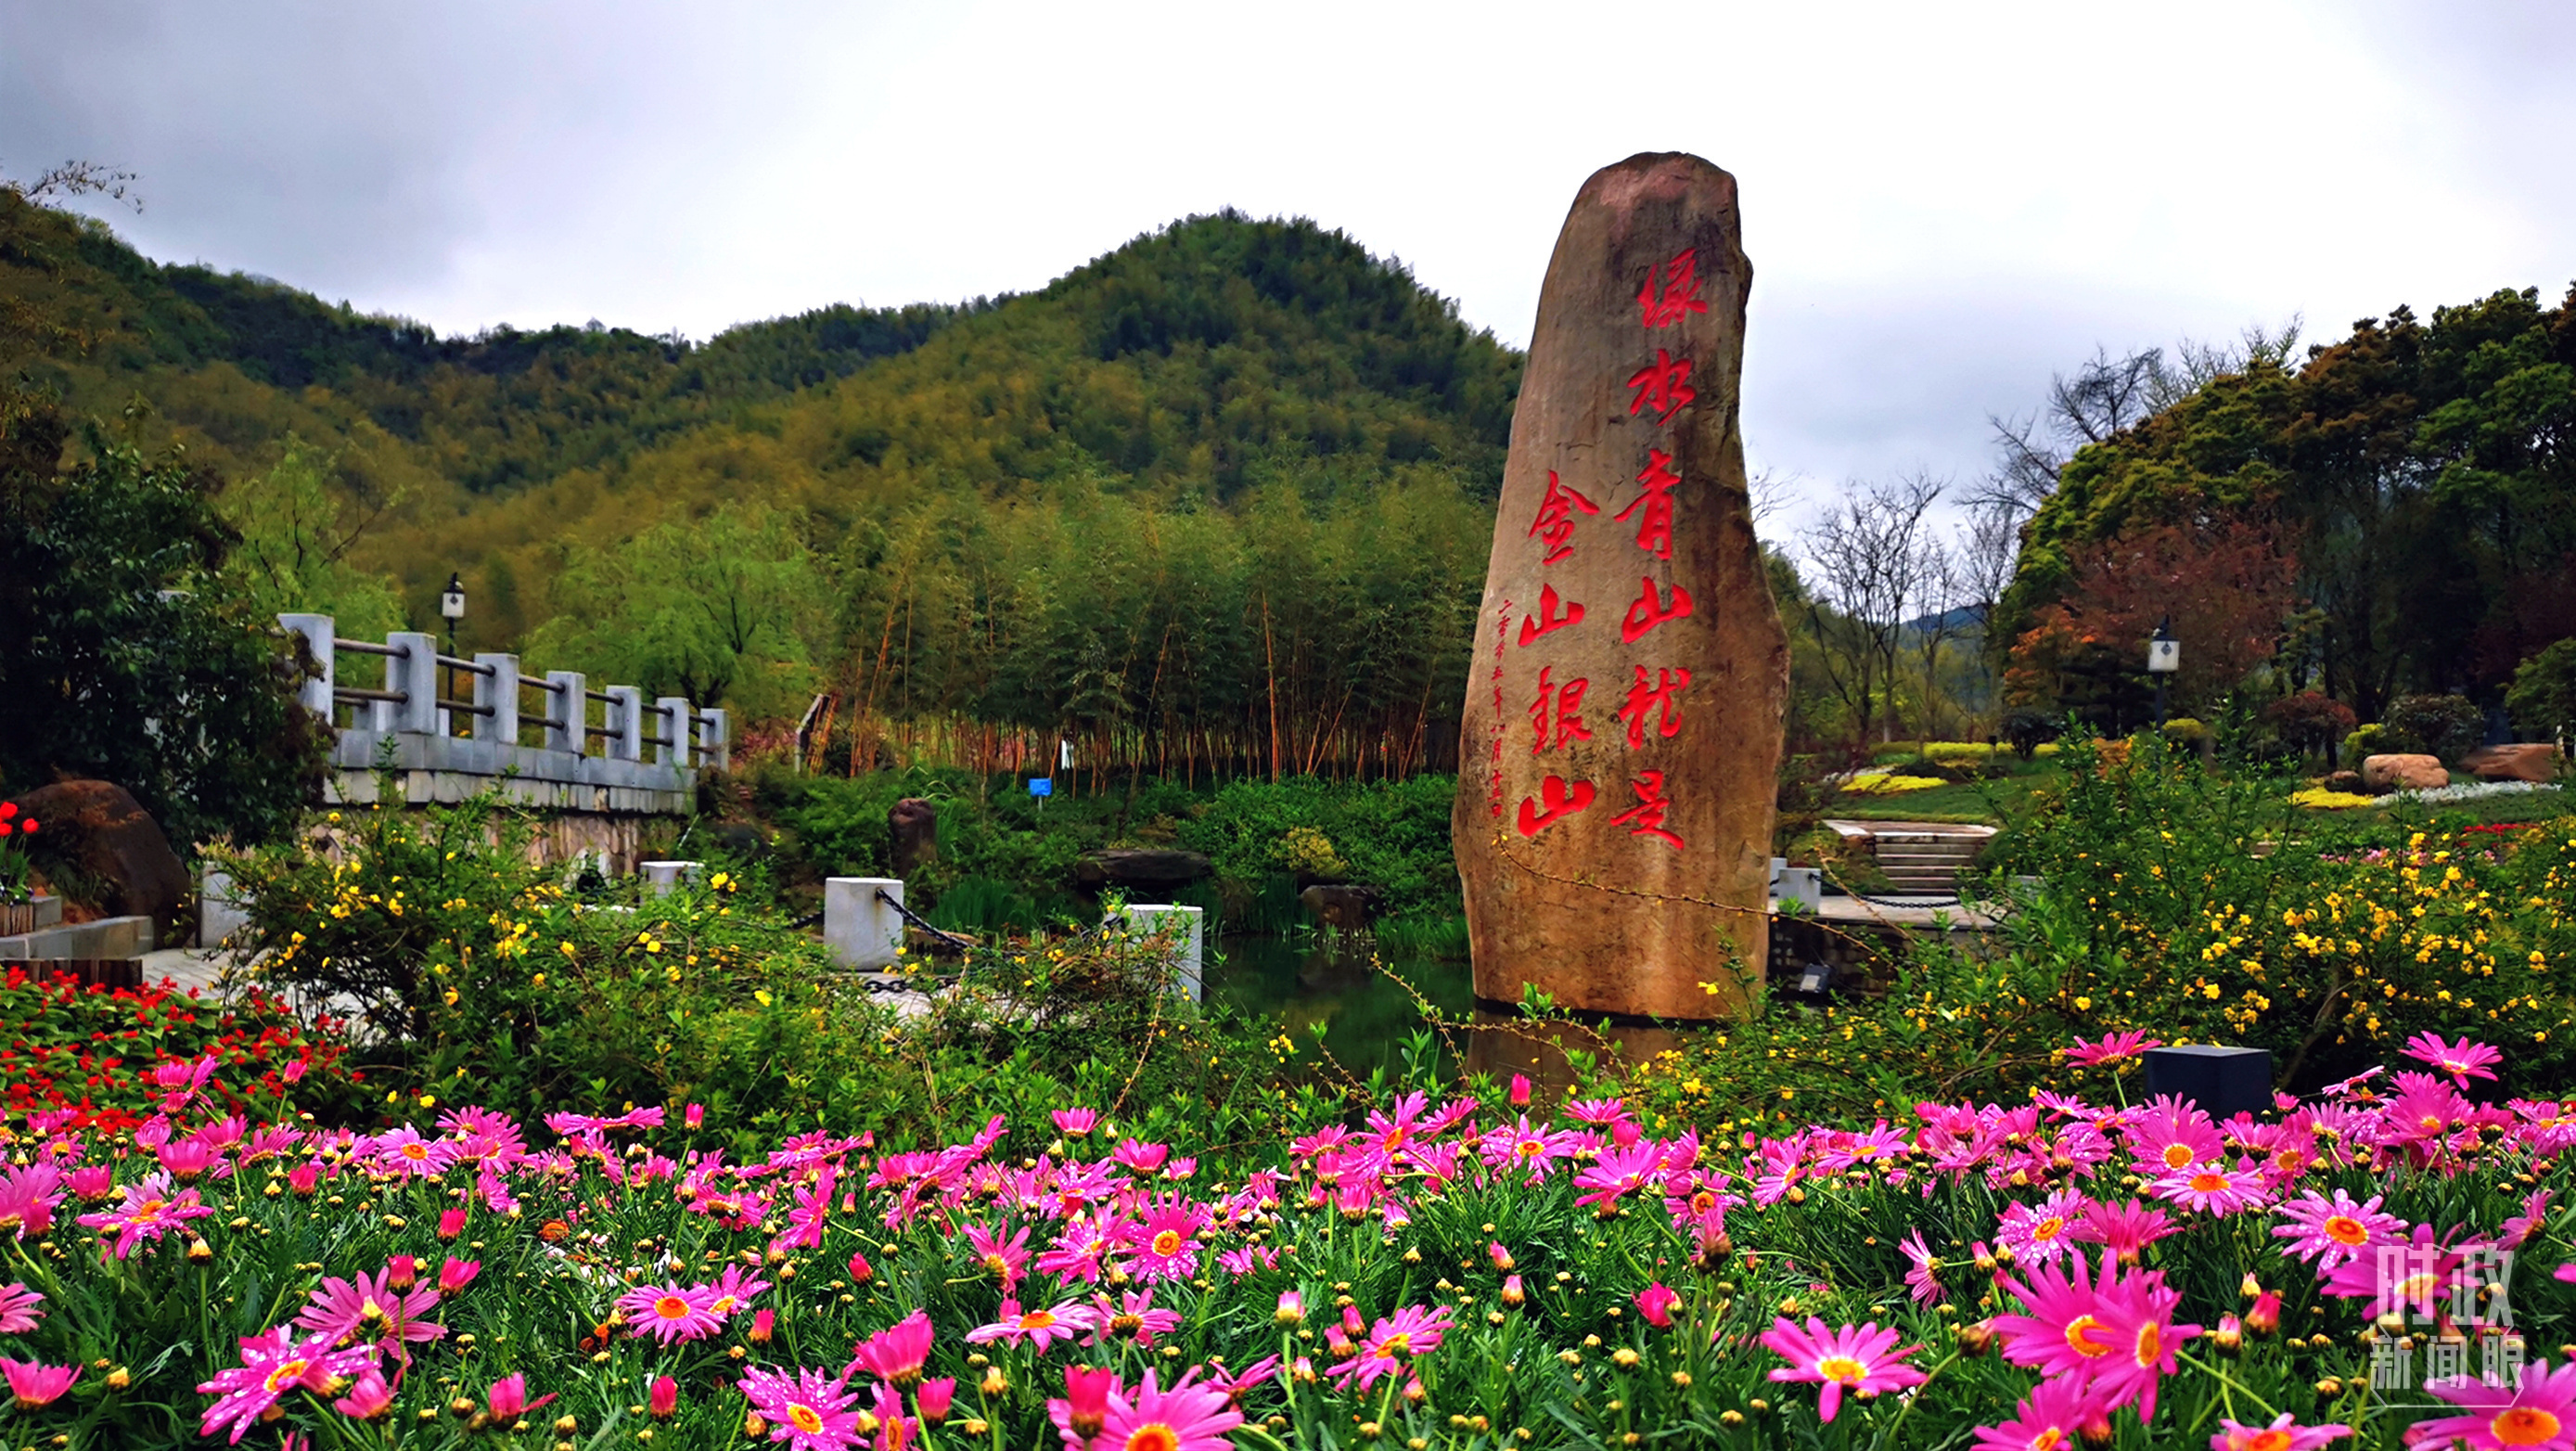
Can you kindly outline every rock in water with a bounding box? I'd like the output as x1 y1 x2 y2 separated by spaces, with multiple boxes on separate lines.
1451 154 1789 1021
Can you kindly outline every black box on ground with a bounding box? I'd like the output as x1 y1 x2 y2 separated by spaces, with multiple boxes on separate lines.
2142 1044 2273 1120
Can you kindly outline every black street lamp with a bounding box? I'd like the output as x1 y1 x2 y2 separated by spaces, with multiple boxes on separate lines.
2147 616 2180 735
440 573 467 736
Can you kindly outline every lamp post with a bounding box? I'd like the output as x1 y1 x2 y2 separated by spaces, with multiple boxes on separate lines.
439 573 466 737
2147 616 2180 736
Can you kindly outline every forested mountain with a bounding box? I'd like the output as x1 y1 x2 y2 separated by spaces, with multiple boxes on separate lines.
2000 286 2576 723
2 193 1523 769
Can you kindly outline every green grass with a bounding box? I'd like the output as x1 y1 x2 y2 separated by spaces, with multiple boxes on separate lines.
1826 763 2062 825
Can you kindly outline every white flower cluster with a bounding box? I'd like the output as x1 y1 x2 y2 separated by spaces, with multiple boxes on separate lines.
2390 779 2564 805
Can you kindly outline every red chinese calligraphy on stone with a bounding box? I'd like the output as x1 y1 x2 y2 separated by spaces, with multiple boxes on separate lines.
1525 470 1599 565
1618 448 1680 560
1527 666 1593 754
1613 665 1691 749
1514 775 1596 838
1625 349 1696 425
1607 769 1684 850
1619 577 1695 644
1519 583 1585 646
1488 597 1512 817
1635 249 1708 329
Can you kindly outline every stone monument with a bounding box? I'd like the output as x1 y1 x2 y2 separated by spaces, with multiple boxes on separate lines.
1452 152 1789 1021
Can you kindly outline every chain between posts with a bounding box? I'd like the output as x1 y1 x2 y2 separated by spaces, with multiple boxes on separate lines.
874 887 977 954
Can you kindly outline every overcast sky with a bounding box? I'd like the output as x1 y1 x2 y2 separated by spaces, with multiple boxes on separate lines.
7 1 2575 527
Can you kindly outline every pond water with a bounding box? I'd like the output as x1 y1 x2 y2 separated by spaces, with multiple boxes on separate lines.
1201 932 1474 1076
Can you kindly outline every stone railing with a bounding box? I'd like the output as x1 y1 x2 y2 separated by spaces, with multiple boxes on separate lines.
279 614 726 816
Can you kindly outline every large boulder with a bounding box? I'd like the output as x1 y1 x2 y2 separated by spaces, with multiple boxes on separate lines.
8 780 188 931
2361 753 2450 793
2461 743 2559 784
1074 849 1212 890
888 798 939 879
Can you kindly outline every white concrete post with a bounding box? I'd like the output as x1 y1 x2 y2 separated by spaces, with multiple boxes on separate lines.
1122 904 1205 1002
655 696 691 766
475 654 519 745
826 877 905 970
545 672 585 754
1778 867 1823 912
698 709 730 770
278 613 334 721
606 686 645 762
198 863 250 948
386 631 441 735
641 861 702 897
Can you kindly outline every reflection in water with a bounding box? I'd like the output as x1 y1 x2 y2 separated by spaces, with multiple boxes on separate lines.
1203 934 1687 1098
1203 933 1473 1076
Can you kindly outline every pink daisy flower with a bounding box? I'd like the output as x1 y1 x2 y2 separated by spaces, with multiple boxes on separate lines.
2271 1189 2404 1270
846 1310 934 1387
1052 1107 1099 1136
739 1366 864 1451
617 1281 724 1344
1086 1289 1183 1347
0 1283 45 1334
1122 1198 1207 1283
1760 1316 1929 1423
74 1173 214 1259
1899 1230 1944 1305
2209 1412 2352 1450
2405 1358 2576 1451
1997 1189 2093 1268
295 1265 444 1355
2151 1163 2272 1216
1049 1364 1118 1450
1326 1304 1455 1392
1096 1368 1241 1451
965 1297 1099 1354
2403 1032 2504 1084
1971 1373 2108 1451
197 1328 372 1445
2069 1200 2180 1265
0 1357 76 1410
2127 1098 2225 1177
966 1221 1032 1289
2068 1030 2163 1067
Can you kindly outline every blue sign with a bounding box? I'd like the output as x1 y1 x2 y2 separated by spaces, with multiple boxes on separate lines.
1028 777 1054 798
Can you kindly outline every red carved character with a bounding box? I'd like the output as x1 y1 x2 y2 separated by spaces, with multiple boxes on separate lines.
1626 349 1695 425
1618 447 1680 560
1519 583 1585 646
1527 666 1593 754
1635 249 1708 329
1515 775 1597 838
1526 470 1599 565
1614 665 1691 748
1619 577 1695 644
1607 769 1684 849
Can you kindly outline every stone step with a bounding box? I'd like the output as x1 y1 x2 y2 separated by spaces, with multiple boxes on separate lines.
1878 847 1981 862
0 915 158 961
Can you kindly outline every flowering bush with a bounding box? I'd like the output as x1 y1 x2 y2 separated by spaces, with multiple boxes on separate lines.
216 793 1294 1157
0 1034 2566 1448
0 967 354 1131
0 799 38 903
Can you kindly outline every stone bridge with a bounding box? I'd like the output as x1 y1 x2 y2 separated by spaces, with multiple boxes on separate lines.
278 614 728 871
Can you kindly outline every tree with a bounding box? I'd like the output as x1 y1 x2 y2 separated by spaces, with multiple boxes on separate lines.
528 501 828 721
0 402 325 847
1797 475 1948 750
2506 637 2576 739
218 434 406 638
2005 519 2299 728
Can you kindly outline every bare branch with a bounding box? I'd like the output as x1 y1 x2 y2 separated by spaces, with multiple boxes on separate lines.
3 159 144 212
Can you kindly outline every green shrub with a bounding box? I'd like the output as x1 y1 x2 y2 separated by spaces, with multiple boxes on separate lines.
2382 692 2484 763
2508 637 2576 738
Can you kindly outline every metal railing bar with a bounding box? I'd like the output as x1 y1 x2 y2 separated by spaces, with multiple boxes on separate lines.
437 655 496 677
332 686 407 704
334 639 403 658
436 698 495 717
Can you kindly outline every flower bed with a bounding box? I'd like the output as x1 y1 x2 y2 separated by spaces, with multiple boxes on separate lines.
0 967 352 1132
0 1029 2567 1448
